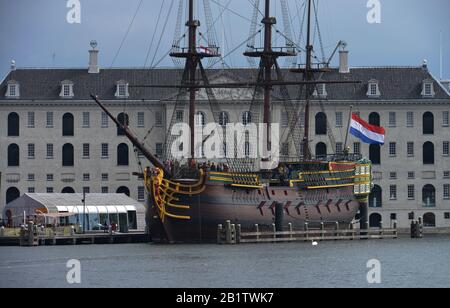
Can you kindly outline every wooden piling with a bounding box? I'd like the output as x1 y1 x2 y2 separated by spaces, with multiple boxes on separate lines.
225 220 232 244
255 224 259 241
288 223 293 241
231 224 236 244
236 224 242 244
272 223 276 240
217 224 223 244
320 222 325 241
304 222 309 241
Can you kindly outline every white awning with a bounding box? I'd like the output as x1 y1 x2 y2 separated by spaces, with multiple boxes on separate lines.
56 206 69 212
115 206 127 214
97 206 108 214
125 205 136 212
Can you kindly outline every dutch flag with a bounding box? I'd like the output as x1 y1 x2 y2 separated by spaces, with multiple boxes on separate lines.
349 113 385 145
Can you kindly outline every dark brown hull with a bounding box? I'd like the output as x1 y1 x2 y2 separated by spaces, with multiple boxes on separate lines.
149 181 360 243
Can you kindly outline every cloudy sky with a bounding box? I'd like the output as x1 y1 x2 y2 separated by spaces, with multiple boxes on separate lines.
0 0 449 80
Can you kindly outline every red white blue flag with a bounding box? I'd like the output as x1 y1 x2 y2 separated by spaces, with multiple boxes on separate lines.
349 113 385 145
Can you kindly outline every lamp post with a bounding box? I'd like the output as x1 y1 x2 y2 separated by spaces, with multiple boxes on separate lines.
82 191 86 234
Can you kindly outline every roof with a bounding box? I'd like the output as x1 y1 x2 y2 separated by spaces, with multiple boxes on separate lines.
22 193 144 208
1 66 449 101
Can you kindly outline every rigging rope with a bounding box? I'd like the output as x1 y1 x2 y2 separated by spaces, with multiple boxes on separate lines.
110 0 144 68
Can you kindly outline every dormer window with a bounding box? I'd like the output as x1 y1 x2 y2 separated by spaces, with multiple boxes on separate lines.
367 80 381 98
6 80 20 98
60 80 74 98
115 81 129 98
421 80 435 97
313 83 327 98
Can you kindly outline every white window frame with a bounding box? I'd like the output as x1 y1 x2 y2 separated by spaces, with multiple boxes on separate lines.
101 112 109 128
390 185 397 200
444 141 450 156
367 80 381 97
6 81 20 98
313 83 327 98
421 80 435 97
444 184 450 200
60 81 74 98
115 81 130 98
407 142 414 157
138 186 145 202
353 142 361 155
28 143 35 159
82 112 90 128
137 112 145 128
46 143 54 159
155 111 164 127
408 185 415 200
443 111 449 127
389 142 397 157
101 143 109 158
389 112 396 127
335 112 343 128
406 112 414 127
27 112 35 128
82 143 90 158
46 112 54 128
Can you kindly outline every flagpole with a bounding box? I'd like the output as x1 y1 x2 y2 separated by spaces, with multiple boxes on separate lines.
343 105 353 154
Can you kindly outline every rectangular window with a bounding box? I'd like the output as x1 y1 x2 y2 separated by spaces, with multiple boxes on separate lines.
82 112 90 128
445 213 450 220
443 111 449 127
63 85 71 96
176 110 184 123
281 143 289 156
425 83 432 95
10 84 16 96
138 186 145 201
406 112 414 127
156 143 164 157
336 142 343 155
101 143 109 158
444 184 450 200
46 144 54 159
281 112 289 127
101 112 108 128
390 185 397 200
47 174 54 182
444 171 450 179
443 141 449 156
155 111 163 127
101 187 109 194
389 112 396 127
46 112 54 127
335 112 343 128
28 144 35 159
46 187 54 194
118 84 126 97
299 112 305 127
389 172 397 179
83 143 90 158
138 112 145 128
28 174 35 182
83 187 90 194
83 173 90 181
407 142 414 157
28 187 35 193
353 142 361 155
389 142 396 157
28 112 35 128
370 84 378 96
102 173 109 181
408 185 415 200
408 172 415 179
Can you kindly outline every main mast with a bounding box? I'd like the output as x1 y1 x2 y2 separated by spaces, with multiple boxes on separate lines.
170 0 220 160
303 0 313 159
244 0 296 159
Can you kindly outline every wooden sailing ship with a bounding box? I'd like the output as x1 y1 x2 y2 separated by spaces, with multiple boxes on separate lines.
91 0 372 243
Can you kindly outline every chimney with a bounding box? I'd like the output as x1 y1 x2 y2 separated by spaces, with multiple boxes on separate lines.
10 60 16 71
441 80 450 93
339 44 350 74
88 40 100 74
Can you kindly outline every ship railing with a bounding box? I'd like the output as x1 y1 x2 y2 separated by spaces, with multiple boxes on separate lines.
280 154 363 163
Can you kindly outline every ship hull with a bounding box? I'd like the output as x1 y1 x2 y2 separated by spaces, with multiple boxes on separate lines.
148 181 360 243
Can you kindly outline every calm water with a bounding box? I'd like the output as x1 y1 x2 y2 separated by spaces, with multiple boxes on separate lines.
1 236 449 288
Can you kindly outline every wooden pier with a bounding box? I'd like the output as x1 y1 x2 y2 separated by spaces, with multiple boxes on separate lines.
217 220 399 245
0 223 149 247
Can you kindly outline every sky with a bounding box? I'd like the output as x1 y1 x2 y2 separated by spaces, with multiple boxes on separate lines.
0 0 449 80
